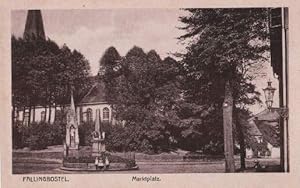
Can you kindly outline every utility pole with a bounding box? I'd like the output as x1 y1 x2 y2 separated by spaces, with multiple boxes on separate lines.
281 7 289 173
223 81 235 172
269 7 289 172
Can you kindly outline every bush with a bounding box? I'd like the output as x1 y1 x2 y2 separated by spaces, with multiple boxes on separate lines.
105 124 128 152
105 122 172 153
63 152 136 168
78 122 94 146
26 122 55 150
12 121 66 150
12 121 30 149
78 121 128 151
49 121 66 145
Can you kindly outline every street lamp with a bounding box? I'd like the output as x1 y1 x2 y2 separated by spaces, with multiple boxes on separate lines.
263 80 276 109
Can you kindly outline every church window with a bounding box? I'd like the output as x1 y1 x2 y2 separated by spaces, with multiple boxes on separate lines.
86 108 93 122
103 107 110 121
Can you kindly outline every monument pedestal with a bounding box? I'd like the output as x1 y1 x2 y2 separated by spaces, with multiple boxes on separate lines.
64 142 79 158
68 148 79 158
92 138 105 157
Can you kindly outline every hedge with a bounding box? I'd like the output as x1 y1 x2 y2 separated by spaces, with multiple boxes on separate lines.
63 152 136 168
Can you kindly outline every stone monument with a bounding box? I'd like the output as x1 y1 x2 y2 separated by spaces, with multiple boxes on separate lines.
64 91 79 157
92 109 106 156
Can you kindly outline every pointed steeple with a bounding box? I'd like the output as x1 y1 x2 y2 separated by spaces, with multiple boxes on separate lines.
66 89 79 149
23 10 46 40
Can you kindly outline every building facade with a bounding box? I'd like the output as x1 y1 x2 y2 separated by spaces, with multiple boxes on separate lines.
15 81 115 125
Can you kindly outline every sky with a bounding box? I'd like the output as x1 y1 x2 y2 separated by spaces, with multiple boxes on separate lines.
12 9 186 75
11 9 279 114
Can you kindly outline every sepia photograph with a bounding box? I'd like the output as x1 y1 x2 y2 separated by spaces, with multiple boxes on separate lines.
10 8 289 175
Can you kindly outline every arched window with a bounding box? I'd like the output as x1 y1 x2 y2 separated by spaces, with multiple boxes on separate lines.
103 107 110 121
41 111 45 122
86 108 93 122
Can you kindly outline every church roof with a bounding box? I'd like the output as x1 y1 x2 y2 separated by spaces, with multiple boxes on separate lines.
79 81 107 104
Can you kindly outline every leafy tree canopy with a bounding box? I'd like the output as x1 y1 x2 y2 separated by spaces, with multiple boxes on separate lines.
12 36 92 111
102 46 181 152
176 8 270 153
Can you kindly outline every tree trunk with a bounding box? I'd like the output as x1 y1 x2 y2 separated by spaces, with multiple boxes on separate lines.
28 106 32 126
223 80 235 172
54 104 57 122
32 106 35 122
44 106 47 122
22 107 26 125
239 125 246 169
48 104 52 123
79 107 83 123
236 112 246 170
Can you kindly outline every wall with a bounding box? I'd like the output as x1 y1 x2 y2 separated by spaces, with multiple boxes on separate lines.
267 142 280 158
15 102 116 125
16 106 58 124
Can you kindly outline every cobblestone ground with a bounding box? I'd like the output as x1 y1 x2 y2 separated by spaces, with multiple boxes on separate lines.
13 162 224 174
13 159 280 174
12 147 280 174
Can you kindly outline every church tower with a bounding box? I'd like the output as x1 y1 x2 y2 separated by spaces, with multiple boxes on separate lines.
23 10 46 40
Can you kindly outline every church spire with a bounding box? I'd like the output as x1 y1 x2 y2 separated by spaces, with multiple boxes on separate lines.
23 10 46 40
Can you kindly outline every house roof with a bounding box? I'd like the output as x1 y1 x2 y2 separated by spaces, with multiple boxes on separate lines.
250 109 280 121
255 120 280 147
80 81 107 104
245 120 262 136
246 109 280 148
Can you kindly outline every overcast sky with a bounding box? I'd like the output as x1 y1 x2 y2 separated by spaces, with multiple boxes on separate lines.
12 9 186 75
11 9 279 114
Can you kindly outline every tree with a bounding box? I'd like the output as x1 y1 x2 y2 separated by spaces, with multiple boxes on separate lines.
12 36 61 123
102 46 181 152
53 45 92 106
178 8 269 171
12 37 91 124
99 46 121 68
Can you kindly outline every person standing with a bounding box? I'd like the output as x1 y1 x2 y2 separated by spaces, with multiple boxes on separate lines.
98 158 104 171
105 156 110 169
95 157 99 170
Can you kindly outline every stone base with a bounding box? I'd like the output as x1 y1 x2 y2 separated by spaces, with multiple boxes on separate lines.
69 143 79 150
92 141 106 155
68 149 79 158
92 152 101 157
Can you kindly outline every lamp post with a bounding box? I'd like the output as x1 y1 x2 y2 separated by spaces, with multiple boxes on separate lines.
263 80 276 109
263 80 289 118
263 80 289 172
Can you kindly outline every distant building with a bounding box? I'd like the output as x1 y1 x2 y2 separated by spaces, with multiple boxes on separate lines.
245 109 280 158
76 81 114 124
